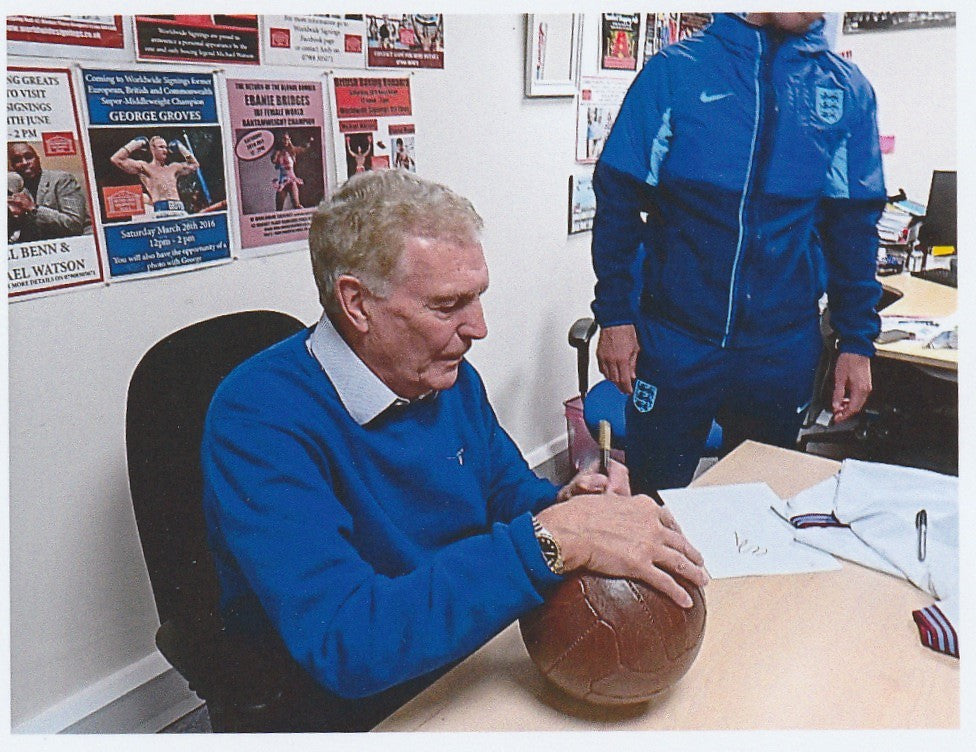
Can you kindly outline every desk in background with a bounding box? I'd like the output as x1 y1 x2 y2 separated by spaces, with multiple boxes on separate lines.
877 272 957 373
375 441 958 732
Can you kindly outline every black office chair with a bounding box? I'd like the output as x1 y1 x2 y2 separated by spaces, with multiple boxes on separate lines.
797 287 906 454
126 310 306 732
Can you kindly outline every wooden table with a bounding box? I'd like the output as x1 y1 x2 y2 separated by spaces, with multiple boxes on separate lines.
375 441 958 731
877 272 957 372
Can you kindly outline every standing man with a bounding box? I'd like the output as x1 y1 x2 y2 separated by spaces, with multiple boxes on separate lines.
7 141 91 242
202 170 707 731
110 134 199 215
591 13 885 491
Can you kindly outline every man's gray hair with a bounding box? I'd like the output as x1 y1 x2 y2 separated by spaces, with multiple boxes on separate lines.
309 170 484 316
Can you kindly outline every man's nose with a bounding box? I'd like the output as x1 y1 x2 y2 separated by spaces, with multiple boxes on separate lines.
459 299 488 340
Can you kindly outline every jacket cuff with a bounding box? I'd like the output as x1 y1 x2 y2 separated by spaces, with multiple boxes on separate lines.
838 337 876 358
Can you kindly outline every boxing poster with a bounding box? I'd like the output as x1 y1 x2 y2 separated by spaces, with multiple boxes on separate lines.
134 14 260 65
226 77 329 255
365 14 444 69
575 76 630 164
262 15 367 69
7 66 104 300
329 74 418 183
81 67 232 279
6 16 132 61
600 13 640 71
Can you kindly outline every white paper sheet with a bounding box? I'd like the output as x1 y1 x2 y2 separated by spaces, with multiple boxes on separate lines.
660 482 841 579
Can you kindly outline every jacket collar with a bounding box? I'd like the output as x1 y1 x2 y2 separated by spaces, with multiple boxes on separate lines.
707 13 828 57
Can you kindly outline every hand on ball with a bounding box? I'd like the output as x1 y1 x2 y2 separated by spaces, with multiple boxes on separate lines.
535 493 708 608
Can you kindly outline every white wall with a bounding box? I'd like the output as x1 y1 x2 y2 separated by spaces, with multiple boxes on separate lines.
7 13 957 730
839 23 956 200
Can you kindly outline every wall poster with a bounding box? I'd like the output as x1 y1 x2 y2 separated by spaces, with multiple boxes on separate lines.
568 173 595 234
6 15 131 60
134 14 260 65
226 77 329 255
81 67 231 279
576 76 630 164
262 15 367 69
7 66 104 300
600 13 640 71
330 74 418 183
365 14 444 69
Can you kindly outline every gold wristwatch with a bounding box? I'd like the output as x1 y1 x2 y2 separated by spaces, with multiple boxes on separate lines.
532 516 564 575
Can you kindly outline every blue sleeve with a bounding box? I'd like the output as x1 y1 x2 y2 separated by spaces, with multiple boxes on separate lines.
471 368 560 523
202 391 562 700
819 75 886 357
591 55 671 327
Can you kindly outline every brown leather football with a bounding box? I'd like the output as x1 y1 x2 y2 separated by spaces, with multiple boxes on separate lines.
519 572 706 706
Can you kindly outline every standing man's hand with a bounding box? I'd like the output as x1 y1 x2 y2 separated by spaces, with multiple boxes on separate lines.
596 324 639 395
832 352 872 423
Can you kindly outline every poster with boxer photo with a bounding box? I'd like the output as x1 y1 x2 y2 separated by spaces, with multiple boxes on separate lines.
329 74 418 183
81 67 231 279
365 14 444 69
226 76 329 255
7 66 104 300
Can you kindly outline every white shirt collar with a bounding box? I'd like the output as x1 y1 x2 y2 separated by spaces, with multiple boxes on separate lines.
306 313 407 425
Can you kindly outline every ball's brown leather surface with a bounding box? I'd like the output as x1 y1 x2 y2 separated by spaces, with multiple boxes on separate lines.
519 573 706 706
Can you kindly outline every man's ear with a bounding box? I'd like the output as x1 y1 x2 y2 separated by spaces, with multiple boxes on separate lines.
334 274 371 333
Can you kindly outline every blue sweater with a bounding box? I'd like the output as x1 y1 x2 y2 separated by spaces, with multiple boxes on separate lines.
201 329 561 699
593 13 885 356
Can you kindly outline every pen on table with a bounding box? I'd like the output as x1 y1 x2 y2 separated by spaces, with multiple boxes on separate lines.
916 509 927 562
598 419 611 477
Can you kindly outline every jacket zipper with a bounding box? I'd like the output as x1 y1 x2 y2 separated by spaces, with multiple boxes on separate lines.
722 29 767 347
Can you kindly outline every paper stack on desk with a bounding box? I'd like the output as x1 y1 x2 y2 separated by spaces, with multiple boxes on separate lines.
659 482 840 579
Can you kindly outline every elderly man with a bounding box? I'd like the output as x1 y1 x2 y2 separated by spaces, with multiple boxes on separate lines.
8 141 91 242
110 134 199 214
202 170 707 731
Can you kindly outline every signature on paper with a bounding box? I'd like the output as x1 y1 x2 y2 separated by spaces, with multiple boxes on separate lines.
734 531 768 556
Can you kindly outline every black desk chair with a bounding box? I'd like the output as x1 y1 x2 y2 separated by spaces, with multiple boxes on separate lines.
126 310 306 732
797 287 908 455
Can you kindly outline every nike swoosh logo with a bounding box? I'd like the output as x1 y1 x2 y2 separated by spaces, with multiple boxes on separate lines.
700 91 733 103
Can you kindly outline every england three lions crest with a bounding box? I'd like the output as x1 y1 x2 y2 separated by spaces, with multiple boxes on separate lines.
815 86 844 125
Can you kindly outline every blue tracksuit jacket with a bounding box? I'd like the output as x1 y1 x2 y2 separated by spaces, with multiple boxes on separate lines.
593 13 886 356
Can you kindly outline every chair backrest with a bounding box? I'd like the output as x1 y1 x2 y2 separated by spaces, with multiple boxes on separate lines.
126 310 306 631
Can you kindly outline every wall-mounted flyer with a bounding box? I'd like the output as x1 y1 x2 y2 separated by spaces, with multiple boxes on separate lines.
568 173 595 234
7 66 104 300
6 16 132 60
576 76 630 164
262 15 367 69
330 74 418 183
81 68 231 279
600 13 639 71
226 77 329 255
134 14 260 65
365 14 444 69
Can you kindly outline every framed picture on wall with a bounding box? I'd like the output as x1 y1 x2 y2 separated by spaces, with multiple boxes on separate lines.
524 13 582 97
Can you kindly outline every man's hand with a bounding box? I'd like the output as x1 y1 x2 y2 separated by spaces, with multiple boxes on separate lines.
596 324 639 395
536 493 708 609
556 458 630 502
832 352 872 423
8 191 36 217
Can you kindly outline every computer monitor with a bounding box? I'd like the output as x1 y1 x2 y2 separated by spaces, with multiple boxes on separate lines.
918 170 956 250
